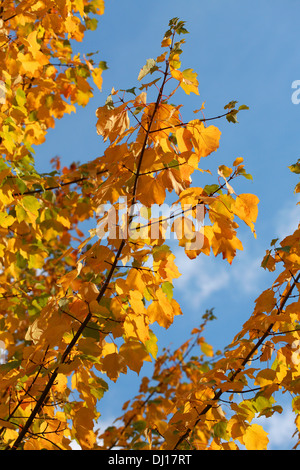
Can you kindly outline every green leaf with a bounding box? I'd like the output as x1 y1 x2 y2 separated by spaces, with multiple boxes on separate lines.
224 100 238 110
139 77 161 91
213 421 228 439
15 88 26 107
0 360 21 373
152 244 170 261
138 59 158 81
254 395 272 413
120 87 136 96
98 60 109 71
58 298 70 309
22 195 41 216
239 170 253 180
90 386 105 400
276 245 291 253
85 17 98 31
226 110 239 124
15 178 27 194
162 281 173 300
261 253 270 269
288 160 300 174
238 104 249 111
145 330 158 359
83 322 100 341
133 420 147 432
270 238 279 246
204 184 222 195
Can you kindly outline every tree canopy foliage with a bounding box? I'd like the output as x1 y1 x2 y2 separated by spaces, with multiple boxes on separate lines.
0 1 300 451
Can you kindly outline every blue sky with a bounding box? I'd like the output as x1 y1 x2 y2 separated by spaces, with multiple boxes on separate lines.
34 1 300 449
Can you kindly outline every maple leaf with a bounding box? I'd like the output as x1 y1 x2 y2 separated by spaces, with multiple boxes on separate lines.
96 103 130 142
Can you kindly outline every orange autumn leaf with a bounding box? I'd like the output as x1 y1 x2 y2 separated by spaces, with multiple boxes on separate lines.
254 289 277 313
73 407 96 450
100 353 127 382
96 103 130 142
147 289 181 328
2 12 290 453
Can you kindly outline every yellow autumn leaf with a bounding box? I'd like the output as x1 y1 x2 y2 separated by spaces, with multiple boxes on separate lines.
28 253 47 269
124 313 149 344
2 428 19 444
18 51 48 75
254 369 276 387
57 210 71 228
151 179 166 205
129 290 147 315
200 341 214 357
92 68 103 90
53 373 68 394
227 417 246 445
142 102 180 140
26 31 41 58
243 424 269 450
0 212 14 228
233 193 259 233
25 318 44 344
170 67 200 95
57 262 83 290
126 269 146 293
175 127 192 154
119 340 151 374
233 157 244 166
78 282 99 303
187 121 221 158
147 288 179 329
92 0 105 14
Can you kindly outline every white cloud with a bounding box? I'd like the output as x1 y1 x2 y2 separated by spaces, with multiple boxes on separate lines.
173 241 268 313
275 200 300 240
255 409 298 450
173 248 230 309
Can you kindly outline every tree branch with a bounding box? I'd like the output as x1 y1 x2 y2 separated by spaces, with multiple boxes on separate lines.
173 271 300 449
8 40 172 451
